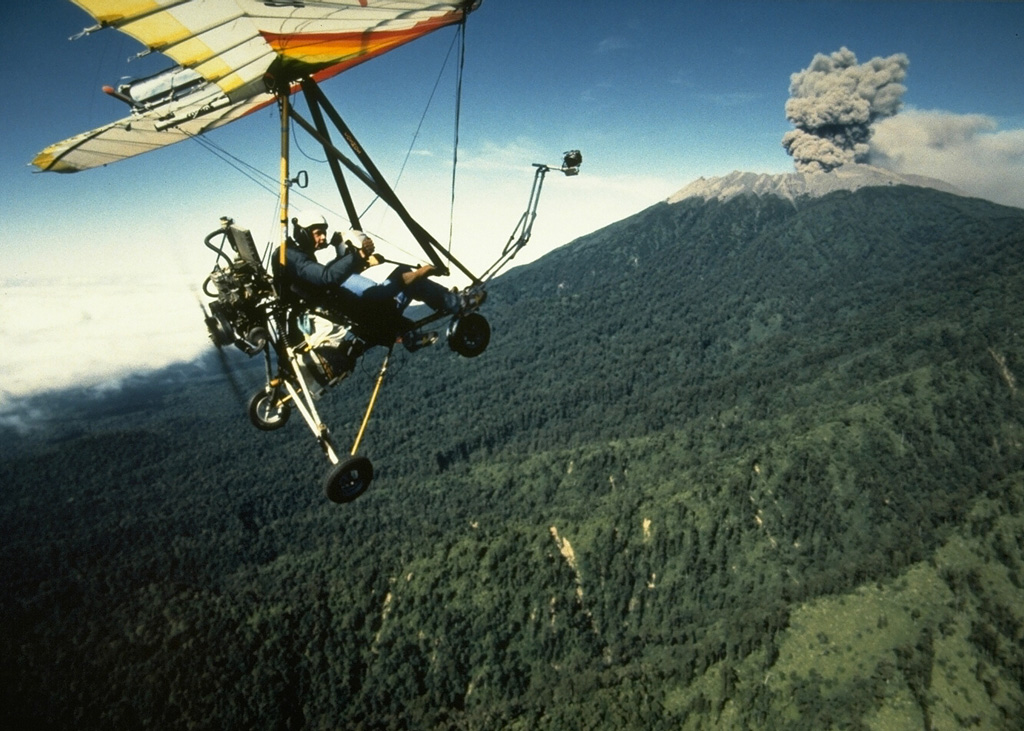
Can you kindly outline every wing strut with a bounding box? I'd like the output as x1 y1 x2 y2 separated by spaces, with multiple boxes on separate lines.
287 78 482 285
278 92 291 266
299 80 362 232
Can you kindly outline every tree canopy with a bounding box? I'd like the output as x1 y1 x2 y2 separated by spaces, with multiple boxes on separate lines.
2 186 1023 729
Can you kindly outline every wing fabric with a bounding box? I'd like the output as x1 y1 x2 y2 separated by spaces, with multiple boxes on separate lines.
33 0 479 172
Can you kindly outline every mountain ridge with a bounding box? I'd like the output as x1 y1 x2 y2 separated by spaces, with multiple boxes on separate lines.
2 183 1023 729
667 163 969 205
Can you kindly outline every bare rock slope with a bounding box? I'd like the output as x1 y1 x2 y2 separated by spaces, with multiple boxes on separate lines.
668 163 967 205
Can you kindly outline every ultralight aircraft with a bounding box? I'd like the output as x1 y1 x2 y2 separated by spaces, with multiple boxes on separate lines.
33 0 581 502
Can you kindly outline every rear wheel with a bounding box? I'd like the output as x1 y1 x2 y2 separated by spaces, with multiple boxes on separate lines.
447 312 490 358
245 326 269 353
248 387 290 431
324 456 374 503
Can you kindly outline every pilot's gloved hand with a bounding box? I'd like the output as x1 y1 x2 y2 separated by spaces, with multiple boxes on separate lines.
329 231 344 248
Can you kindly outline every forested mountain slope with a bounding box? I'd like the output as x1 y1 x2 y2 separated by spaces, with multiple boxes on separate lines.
2 185 1023 729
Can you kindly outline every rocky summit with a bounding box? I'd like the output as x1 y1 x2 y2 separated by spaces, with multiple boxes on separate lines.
668 163 968 205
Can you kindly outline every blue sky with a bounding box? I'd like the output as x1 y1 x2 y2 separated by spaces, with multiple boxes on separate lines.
2 1 1023 411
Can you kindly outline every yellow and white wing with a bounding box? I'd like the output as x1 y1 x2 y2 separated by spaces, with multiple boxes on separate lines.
33 0 480 172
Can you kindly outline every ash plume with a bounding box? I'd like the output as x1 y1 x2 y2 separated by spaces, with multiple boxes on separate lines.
782 47 908 172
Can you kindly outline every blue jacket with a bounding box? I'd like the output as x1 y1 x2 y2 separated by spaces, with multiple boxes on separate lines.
273 239 363 305
272 239 409 343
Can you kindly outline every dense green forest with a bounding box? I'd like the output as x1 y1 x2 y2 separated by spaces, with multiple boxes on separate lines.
2 186 1023 729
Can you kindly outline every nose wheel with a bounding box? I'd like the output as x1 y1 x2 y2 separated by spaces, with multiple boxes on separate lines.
324 456 374 503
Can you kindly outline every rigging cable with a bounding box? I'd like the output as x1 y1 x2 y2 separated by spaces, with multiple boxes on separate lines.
291 111 328 165
186 132 278 197
185 129 347 219
395 29 460 194
447 16 467 253
357 27 461 222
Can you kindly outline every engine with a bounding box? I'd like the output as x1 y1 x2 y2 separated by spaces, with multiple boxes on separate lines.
203 221 273 355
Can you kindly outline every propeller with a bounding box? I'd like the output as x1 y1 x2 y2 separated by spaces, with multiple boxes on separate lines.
192 286 250 410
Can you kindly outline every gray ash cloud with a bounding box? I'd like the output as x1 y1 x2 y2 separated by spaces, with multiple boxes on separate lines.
782 47 908 172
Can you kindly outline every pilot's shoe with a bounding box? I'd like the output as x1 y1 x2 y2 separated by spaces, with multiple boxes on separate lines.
456 288 487 314
402 330 438 352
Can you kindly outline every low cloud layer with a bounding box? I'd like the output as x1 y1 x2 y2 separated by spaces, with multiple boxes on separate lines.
870 109 1024 208
782 47 909 172
1 153 671 410
0 274 209 412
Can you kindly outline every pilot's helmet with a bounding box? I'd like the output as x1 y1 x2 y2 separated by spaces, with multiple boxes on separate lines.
292 211 328 252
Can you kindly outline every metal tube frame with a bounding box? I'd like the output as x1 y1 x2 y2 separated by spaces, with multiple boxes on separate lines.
291 79 481 284
264 79 575 471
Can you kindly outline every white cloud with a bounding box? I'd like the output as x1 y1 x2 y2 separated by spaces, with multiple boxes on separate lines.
447 164 674 276
1 149 676 404
0 269 210 409
870 109 1024 208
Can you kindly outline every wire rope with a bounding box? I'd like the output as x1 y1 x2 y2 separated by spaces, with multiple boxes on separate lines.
358 28 461 222
186 132 278 196
447 19 467 252
186 130 347 219
291 112 328 164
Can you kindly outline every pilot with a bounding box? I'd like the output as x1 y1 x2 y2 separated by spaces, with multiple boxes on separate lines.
273 212 478 347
